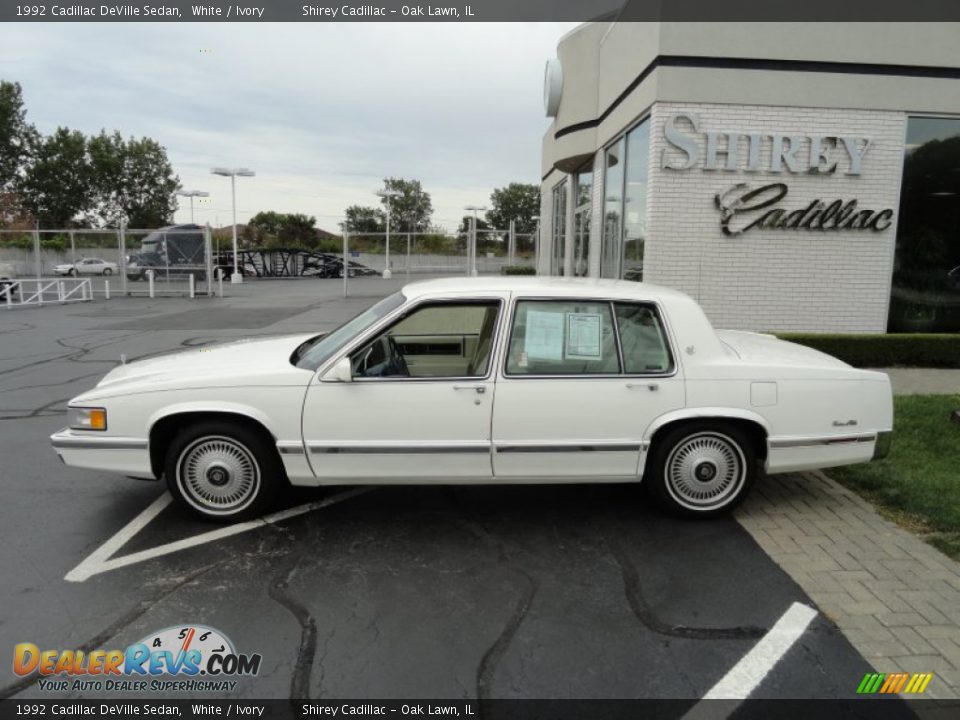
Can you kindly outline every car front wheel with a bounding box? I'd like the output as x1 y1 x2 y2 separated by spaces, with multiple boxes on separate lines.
165 421 282 522
646 422 756 518
103 267 113 275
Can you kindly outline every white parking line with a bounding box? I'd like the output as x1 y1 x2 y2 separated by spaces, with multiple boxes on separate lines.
64 487 375 583
681 602 818 718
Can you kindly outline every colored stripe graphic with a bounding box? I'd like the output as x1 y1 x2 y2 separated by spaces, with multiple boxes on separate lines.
857 672 932 694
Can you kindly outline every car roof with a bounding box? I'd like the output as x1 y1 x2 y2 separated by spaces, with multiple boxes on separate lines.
400 276 693 303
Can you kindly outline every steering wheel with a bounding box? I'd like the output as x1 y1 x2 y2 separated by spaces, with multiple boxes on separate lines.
386 336 410 377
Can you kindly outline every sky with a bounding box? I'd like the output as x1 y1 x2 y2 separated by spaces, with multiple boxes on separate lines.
2 22 578 232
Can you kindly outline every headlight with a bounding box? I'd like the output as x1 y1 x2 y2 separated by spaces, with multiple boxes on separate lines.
70 407 107 431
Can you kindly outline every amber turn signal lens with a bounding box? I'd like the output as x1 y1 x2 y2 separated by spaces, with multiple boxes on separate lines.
70 407 107 431
88 408 107 430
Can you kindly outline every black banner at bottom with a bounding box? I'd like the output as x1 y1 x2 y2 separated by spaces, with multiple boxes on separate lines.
2 699 959 720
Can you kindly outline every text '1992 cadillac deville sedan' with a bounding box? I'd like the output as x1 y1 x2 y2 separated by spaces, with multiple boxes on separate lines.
51 278 893 521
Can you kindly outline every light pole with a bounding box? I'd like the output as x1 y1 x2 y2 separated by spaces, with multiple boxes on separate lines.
211 167 255 283
176 190 209 224
377 188 400 279
464 205 486 277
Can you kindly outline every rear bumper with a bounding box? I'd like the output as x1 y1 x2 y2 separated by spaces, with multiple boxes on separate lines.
50 428 154 479
765 431 880 474
872 430 893 461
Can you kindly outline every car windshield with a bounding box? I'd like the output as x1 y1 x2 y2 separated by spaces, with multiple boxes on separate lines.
294 292 406 371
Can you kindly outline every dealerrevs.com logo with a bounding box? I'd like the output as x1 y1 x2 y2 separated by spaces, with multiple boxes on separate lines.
13 625 262 693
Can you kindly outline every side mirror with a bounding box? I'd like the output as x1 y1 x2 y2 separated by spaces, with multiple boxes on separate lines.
322 355 353 383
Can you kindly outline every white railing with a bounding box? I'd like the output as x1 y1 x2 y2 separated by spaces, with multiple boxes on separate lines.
1 277 93 309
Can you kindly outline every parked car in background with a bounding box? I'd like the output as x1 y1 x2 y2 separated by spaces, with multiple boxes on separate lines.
53 257 118 276
0 261 16 298
51 277 893 522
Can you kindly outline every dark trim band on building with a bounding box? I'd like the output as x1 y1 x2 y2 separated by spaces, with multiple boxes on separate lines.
553 55 960 141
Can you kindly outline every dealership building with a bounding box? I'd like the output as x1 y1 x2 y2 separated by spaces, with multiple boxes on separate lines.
537 20 960 333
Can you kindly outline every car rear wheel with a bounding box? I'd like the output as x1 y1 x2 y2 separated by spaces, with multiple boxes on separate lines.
165 421 282 522
646 422 756 518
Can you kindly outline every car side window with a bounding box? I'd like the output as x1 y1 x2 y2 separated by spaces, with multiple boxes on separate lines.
351 301 501 379
506 300 620 375
614 302 673 374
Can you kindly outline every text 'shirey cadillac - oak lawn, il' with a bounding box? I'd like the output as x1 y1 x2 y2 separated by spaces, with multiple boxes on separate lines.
51 278 893 521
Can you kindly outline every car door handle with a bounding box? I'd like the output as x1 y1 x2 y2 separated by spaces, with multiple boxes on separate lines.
453 384 486 394
626 382 659 392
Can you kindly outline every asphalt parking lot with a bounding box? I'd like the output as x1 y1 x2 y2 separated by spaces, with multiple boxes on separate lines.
0 278 876 702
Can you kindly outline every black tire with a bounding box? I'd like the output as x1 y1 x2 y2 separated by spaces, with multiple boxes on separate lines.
103 267 113 276
68 268 77 277
164 420 283 522
645 421 756 518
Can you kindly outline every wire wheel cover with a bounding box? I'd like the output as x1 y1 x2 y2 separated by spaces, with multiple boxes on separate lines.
665 432 745 509
177 436 259 513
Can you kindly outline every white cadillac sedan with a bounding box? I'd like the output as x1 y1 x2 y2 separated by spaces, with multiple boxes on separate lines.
51 278 893 521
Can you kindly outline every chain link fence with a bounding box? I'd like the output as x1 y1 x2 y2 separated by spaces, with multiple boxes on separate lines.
0 221 541 305
338 228 536 280
0 226 217 302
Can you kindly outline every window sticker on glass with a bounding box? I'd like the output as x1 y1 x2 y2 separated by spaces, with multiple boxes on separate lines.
525 310 564 360
566 313 602 360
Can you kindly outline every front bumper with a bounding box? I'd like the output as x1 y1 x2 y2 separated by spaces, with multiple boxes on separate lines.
50 428 155 479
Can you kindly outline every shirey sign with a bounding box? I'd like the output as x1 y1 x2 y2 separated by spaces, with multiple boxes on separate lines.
661 112 895 236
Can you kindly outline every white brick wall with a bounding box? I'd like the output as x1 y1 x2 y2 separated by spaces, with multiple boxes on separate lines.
645 102 906 333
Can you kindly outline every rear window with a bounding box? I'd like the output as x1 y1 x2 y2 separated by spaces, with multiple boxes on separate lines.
614 303 673 374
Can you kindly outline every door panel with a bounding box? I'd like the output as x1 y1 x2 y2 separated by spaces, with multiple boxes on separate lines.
301 299 503 482
492 377 683 478
302 381 493 481
492 298 684 479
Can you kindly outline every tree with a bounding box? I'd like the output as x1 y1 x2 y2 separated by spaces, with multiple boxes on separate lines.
342 204 385 233
457 214 491 234
248 211 320 248
379 177 433 232
19 127 92 227
0 80 36 193
89 131 179 228
486 183 540 234
278 213 318 246
247 210 285 242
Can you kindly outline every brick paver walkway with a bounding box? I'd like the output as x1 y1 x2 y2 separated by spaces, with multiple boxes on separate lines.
736 471 960 699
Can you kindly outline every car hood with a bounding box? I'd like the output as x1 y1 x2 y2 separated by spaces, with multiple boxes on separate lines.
81 333 319 399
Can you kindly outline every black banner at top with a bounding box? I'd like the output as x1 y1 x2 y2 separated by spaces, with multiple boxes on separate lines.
2 0 960 22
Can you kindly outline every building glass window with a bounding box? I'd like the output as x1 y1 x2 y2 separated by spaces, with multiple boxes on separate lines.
551 179 567 276
888 117 960 332
622 119 650 282
600 118 650 282
601 139 624 278
573 161 592 277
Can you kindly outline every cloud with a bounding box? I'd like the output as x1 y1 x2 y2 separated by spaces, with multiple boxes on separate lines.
3 21 577 230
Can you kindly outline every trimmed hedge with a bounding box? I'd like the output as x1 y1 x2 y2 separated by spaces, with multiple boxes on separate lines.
501 265 536 275
775 333 960 369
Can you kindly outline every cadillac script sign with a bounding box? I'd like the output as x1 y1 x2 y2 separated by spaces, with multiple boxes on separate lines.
661 112 895 236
